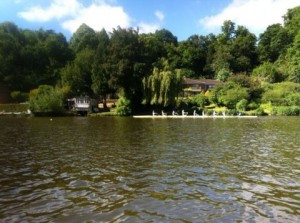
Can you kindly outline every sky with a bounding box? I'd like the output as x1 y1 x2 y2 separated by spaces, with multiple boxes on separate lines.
0 0 299 40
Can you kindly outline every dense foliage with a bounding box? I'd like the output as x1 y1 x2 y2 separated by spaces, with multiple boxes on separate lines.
1 6 300 115
29 85 64 114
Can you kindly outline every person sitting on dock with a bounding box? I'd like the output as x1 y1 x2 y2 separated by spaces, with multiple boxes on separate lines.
222 111 226 116
172 110 178 116
193 110 199 116
152 110 158 116
162 110 167 116
202 110 205 116
182 110 188 116
213 110 217 117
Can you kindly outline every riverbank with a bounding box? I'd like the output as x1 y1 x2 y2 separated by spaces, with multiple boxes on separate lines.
0 103 31 116
133 115 258 119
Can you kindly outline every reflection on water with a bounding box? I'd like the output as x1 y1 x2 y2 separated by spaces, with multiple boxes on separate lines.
0 116 299 222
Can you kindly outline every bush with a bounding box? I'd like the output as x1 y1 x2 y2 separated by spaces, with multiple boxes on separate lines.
252 62 282 83
236 99 248 111
220 86 249 109
29 85 64 114
262 82 300 106
271 106 300 116
247 101 260 110
227 109 238 115
191 93 208 108
286 93 300 106
115 96 132 116
255 107 266 116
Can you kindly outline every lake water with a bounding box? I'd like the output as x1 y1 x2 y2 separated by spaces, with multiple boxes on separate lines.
0 116 299 222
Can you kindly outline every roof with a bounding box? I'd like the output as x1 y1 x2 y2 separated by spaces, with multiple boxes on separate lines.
184 78 220 85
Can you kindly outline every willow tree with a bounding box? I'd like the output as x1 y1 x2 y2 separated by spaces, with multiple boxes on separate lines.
143 60 183 107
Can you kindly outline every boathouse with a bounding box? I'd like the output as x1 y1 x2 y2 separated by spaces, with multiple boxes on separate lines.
67 96 90 115
183 78 220 95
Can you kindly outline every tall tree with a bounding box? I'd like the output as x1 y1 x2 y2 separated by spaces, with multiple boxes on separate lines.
69 23 98 53
61 48 95 95
257 24 292 63
231 25 257 72
0 22 21 89
284 6 300 38
154 29 178 46
177 35 208 78
106 27 145 107
143 59 183 107
211 21 257 76
91 29 112 108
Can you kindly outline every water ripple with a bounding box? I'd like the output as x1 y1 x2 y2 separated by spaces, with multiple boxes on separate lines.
0 117 299 222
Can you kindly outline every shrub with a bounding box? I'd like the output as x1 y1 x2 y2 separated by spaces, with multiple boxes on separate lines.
220 86 249 109
236 99 248 111
252 62 282 83
227 109 238 115
286 93 300 106
115 96 132 116
247 101 260 110
271 106 300 116
191 93 208 108
262 82 300 106
255 107 266 116
29 85 64 114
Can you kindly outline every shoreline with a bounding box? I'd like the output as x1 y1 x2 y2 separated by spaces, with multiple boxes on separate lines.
133 115 258 119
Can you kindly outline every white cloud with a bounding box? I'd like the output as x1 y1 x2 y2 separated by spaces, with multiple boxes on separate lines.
18 0 131 33
62 3 131 33
18 0 81 22
137 22 160 34
18 0 165 35
199 0 300 35
155 10 165 22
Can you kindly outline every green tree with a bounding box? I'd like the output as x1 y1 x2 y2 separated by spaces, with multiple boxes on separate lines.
107 27 145 108
115 95 132 116
143 59 183 107
155 29 178 46
0 22 22 90
257 24 292 63
177 35 208 77
69 23 98 53
231 25 257 72
91 29 112 108
61 48 94 95
212 21 257 76
284 6 300 38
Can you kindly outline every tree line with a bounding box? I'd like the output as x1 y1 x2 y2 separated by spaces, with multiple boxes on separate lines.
0 6 300 115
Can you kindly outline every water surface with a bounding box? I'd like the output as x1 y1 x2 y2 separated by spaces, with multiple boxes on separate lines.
0 116 299 222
